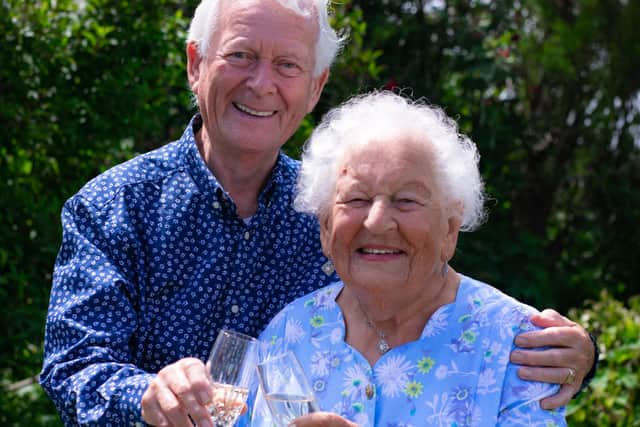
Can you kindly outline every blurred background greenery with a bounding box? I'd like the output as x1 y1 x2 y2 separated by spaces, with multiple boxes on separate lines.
1 0 638 425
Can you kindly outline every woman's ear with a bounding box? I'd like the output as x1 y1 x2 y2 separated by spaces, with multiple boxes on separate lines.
442 200 463 262
319 211 332 259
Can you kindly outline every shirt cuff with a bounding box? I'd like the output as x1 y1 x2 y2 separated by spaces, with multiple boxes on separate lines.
575 333 599 397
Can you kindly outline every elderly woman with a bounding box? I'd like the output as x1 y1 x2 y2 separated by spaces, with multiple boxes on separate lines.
251 91 566 426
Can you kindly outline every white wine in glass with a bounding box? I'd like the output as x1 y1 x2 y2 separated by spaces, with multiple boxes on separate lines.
206 329 258 427
256 351 319 426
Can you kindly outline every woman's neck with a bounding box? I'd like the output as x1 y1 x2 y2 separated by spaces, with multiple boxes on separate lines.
338 268 460 366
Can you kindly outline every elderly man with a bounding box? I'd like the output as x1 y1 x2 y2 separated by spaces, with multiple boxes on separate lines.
40 0 596 426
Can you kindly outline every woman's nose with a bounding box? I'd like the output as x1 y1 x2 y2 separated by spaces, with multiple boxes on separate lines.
363 199 396 232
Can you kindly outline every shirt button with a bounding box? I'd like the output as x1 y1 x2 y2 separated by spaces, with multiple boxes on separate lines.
243 231 250 240
365 383 375 399
231 305 240 314
212 201 221 209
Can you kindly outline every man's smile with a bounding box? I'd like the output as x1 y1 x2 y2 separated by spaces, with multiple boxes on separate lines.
233 102 277 117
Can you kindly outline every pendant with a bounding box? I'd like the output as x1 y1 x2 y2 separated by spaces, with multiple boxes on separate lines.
377 338 390 354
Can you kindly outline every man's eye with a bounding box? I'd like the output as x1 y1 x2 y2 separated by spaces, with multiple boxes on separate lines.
277 61 303 77
226 52 252 64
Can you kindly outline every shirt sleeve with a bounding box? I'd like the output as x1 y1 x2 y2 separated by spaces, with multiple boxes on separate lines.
39 195 153 426
497 316 567 427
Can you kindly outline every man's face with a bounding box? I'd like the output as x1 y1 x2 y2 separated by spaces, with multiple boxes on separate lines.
187 0 329 159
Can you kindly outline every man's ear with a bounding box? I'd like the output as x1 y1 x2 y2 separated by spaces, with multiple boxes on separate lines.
306 68 330 113
186 41 202 92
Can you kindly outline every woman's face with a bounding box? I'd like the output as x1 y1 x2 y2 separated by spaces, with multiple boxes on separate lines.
320 138 460 300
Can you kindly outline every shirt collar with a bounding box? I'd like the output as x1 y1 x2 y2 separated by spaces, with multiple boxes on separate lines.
182 113 291 216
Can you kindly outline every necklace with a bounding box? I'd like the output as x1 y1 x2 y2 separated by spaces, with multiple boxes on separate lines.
357 299 391 355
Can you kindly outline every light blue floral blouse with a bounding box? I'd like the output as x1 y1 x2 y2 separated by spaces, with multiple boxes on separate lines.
250 275 566 427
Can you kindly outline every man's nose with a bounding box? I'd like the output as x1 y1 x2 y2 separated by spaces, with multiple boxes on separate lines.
246 60 277 96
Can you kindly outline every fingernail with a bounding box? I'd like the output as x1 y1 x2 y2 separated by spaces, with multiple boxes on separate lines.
515 336 529 346
199 391 211 404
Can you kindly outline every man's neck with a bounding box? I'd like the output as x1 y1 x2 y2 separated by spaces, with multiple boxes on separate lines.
195 129 279 218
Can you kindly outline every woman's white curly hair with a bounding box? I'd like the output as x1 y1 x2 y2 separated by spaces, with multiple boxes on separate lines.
294 91 487 232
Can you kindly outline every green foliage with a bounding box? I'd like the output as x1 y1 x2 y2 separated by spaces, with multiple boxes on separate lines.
350 0 640 312
1 0 639 424
567 292 640 426
0 380 59 426
1 0 193 423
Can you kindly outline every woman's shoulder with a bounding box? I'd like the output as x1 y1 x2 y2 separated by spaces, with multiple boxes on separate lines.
459 275 539 316
258 282 343 336
457 275 541 335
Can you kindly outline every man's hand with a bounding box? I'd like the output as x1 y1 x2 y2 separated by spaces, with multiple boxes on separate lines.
141 357 214 427
289 412 359 427
510 308 596 410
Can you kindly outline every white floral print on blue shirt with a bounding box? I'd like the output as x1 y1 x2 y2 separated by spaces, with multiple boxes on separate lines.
251 275 566 427
40 114 337 426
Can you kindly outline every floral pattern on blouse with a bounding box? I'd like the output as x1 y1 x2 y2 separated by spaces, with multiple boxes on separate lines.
250 275 566 427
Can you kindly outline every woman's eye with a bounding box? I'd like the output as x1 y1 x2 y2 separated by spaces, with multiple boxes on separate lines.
345 198 369 206
395 197 423 208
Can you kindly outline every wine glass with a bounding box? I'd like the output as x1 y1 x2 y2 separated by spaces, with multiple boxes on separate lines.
206 329 259 427
256 351 319 426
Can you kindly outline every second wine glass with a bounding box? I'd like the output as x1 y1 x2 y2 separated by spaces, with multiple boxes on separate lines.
256 351 319 426
206 329 258 427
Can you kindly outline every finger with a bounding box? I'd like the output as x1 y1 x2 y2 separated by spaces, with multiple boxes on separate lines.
165 362 213 427
141 392 170 427
515 365 580 386
529 309 576 329
510 347 570 368
514 326 578 348
183 358 213 405
156 378 193 427
292 412 358 427
540 384 575 410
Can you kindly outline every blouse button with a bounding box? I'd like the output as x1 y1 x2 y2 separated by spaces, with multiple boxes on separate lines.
212 201 221 209
231 304 240 314
244 231 250 240
365 383 375 399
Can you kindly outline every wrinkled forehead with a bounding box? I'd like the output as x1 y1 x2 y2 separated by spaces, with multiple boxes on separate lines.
340 131 436 168
335 134 445 193
221 0 318 19
217 0 320 42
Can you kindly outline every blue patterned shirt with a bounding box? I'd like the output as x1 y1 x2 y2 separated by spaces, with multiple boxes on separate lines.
39 115 337 426
252 276 566 427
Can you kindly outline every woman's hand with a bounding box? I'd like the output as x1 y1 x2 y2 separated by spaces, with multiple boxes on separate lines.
510 309 596 410
289 412 359 427
141 357 214 427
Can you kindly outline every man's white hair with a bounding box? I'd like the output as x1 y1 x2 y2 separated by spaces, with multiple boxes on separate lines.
187 0 343 76
294 91 487 232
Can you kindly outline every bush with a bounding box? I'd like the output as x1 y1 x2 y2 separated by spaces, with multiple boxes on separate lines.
567 292 640 426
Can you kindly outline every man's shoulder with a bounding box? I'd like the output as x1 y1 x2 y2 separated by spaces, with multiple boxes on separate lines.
71 140 188 209
275 152 302 183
